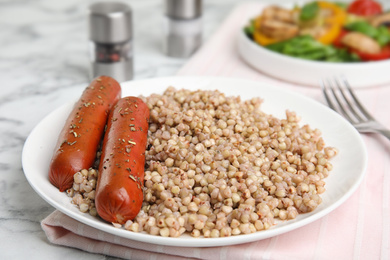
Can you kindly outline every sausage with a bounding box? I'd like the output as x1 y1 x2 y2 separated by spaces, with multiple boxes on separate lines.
95 97 150 224
49 76 122 192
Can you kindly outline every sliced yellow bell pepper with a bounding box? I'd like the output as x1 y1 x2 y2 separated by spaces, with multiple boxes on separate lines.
318 1 346 24
317 1 346 44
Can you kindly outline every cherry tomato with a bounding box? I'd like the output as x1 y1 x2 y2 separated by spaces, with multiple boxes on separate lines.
347 0 383 16
353 45 390 61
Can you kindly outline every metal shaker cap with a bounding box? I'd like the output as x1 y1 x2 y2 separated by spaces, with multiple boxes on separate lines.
89 2 132 43
164 0 202 20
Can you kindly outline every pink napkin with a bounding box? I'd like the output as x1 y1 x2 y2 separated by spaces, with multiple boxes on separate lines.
42 2 390 259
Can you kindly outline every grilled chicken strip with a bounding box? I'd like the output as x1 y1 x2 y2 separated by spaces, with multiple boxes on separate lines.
341 32 381 54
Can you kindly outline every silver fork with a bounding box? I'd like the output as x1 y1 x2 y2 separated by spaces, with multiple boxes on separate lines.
321 77 390 140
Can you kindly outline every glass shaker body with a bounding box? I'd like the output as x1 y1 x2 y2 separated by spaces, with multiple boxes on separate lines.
89 40 133 82
88 2 133 82
162 16 202 58
163 0 202 58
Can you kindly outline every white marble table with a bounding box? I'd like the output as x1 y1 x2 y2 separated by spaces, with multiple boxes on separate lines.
0 0 266 259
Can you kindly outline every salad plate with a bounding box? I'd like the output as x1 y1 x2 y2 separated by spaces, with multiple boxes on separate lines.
237 1 390 88
22 76 367 247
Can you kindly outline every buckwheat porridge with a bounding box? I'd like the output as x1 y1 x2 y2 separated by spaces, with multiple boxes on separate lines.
67 87 338 238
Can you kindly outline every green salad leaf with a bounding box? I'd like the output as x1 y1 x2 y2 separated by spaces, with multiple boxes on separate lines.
376 26 390 46
266 35 360 62
300 2 319 21
244 19 255 38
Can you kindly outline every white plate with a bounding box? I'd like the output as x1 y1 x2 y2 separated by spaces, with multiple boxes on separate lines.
237 16 390 88
22 76 367 247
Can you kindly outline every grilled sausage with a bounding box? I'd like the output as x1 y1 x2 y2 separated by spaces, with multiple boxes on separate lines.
95 97 150 224
49 76 121 192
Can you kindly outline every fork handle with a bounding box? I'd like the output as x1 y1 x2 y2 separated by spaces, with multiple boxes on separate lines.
375 129 390 141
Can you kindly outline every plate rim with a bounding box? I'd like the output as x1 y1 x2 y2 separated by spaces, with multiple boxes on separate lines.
22 76 368 247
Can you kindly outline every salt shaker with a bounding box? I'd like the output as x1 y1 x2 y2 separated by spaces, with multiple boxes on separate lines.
88 2 133 82
163 0 203 58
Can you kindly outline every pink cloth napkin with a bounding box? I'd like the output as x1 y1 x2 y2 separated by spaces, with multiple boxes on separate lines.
42 2 390 259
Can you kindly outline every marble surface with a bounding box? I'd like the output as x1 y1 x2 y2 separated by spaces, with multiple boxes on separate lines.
0 0 265 259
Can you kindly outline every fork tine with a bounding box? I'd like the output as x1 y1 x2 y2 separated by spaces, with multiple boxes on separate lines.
320 79 337 110
340 76 375 121
322 78 356 123
333 77 365 122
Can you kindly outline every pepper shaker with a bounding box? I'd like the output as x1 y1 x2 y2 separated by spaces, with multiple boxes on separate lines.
88 2 133 82
163 0 203 58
